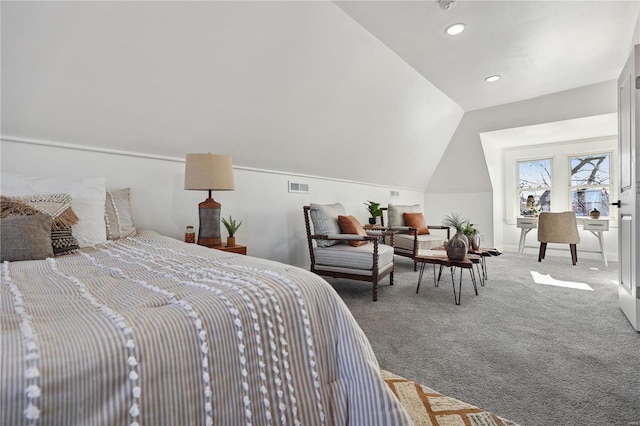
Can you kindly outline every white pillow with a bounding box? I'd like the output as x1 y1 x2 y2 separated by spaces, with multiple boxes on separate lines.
105 188 137 239
1 173 107 247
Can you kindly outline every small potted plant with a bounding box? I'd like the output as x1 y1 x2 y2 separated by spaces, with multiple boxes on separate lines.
461 221 479 251
364 201 383 225
442 212 469 260
221 215 242 247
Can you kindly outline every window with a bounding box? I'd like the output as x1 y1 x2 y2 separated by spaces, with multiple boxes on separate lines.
518 159 552 216
570 153 611 216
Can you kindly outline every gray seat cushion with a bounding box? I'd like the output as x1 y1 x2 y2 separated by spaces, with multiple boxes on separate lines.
394 233 446 252
313 242 394 271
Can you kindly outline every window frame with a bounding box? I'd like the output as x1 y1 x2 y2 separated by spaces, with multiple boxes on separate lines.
502 136 617 226
516 157 553 216
567 150 612 218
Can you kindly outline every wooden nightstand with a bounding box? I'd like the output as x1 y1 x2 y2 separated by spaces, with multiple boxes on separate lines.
212 244 247 255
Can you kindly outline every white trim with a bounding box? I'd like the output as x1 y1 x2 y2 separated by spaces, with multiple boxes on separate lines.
1 135 422 192
1 135 183 163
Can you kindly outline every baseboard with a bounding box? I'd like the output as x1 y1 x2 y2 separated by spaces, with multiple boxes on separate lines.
503 244 617 263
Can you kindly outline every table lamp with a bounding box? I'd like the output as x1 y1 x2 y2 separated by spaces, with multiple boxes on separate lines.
184 153 235 247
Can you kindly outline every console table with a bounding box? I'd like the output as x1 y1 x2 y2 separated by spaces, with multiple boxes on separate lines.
516 217 538 255
516 216 609 265
583 218 609 266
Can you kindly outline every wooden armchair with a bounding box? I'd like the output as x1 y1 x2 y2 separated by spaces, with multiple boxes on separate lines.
381 204 450 271
303 203 395 301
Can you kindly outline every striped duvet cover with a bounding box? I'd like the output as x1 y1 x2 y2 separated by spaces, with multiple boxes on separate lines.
1 231 412 426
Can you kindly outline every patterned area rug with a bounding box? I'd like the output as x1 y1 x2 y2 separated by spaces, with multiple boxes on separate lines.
382 370 520 426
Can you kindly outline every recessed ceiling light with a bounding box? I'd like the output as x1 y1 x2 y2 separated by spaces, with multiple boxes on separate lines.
445 23 465 36
438 0 456 11
485 75 501 82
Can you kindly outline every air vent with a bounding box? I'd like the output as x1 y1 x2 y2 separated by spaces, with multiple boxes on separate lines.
390 190 400 198
288 181 309 193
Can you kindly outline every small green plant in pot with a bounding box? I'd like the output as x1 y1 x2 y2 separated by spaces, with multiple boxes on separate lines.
461 221 479 251
221 215 242 247
364 201 383 225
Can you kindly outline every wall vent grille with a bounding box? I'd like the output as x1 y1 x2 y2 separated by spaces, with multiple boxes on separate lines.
288 181 309 193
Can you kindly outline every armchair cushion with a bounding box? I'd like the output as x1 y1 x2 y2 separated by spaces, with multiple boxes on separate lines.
313 242 394 271
337 215 368 247
388 204 421 227
309 203 347 247
403 212 430 235
394 233 445 253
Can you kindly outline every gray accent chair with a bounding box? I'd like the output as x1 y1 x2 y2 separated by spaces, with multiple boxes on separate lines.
382 204 450 271
303 203 395 301
537 211 580 265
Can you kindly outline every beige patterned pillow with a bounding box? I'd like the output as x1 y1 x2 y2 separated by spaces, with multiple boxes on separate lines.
1 173 107 248
105 188 137 239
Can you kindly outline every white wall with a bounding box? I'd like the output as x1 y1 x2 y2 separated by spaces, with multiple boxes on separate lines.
1 138 424 268
1 1 462 191
632 9 640 47
424 191 493 244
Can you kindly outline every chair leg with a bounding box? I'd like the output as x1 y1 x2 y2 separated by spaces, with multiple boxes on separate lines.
538 243 547 262
389 270 394 286
372 281 378 302
413 260 417 272
570 244 578 265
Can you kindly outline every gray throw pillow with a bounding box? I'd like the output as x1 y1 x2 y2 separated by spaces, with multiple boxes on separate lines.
1 215 54 262
1 194 80 256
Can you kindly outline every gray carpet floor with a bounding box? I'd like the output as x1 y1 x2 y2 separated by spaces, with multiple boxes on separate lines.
327 252 640 426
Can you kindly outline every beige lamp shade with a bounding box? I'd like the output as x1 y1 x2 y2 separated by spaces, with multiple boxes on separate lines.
184 153 235 191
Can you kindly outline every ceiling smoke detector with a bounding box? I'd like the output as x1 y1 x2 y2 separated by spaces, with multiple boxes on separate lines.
438 0 455 11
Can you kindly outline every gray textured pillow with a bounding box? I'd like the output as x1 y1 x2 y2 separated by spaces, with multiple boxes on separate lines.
1 215 54 262
388 204 422 227
105 188 137 239
309 203 347 247
0 194 80 256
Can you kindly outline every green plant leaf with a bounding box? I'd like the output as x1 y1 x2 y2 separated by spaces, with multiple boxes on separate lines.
442 212 469 232
221 215 242 237
364 201 383 217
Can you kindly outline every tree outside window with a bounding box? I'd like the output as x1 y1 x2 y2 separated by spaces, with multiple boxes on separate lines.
570 153 610 216
518 159 552 216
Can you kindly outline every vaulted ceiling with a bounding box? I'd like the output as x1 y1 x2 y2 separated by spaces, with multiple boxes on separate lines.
337 0 640 111
2 1 639 191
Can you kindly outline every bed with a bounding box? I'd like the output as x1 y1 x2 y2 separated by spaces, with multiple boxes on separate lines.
0 174 412 425
1 230 412 425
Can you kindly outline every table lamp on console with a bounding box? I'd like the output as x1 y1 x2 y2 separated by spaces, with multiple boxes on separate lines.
184 153 235 247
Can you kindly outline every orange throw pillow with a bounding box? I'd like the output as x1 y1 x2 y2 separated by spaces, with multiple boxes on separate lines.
337 215 368 247
403 212 430 235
